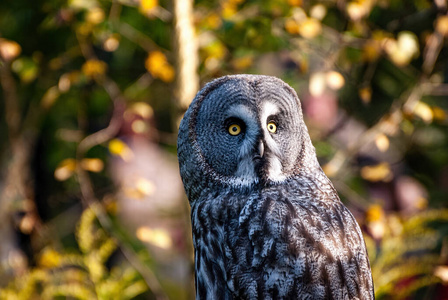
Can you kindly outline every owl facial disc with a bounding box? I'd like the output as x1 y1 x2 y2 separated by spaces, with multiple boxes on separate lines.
229 101 288 184
182 75 311 189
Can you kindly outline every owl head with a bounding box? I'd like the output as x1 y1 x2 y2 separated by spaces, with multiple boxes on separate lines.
178 75 321 199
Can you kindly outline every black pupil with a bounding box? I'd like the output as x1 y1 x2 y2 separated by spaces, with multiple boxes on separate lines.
232 126 237 132
269 125 274 129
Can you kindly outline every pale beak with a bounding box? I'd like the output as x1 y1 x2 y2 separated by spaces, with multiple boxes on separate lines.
258 140 264 157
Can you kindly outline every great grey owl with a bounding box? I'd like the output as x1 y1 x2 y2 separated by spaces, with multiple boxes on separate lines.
177 75 374 299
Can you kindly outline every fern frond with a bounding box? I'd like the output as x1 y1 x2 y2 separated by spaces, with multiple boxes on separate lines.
42 282 97 300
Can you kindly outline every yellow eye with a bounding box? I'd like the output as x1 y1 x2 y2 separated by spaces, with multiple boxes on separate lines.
267 122 277 133
228 124 242 135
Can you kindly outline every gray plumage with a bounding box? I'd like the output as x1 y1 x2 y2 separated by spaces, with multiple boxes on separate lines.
177 75 374 299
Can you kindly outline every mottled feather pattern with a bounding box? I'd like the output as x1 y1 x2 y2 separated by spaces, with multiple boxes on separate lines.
190 176 373 299
178 75 374 299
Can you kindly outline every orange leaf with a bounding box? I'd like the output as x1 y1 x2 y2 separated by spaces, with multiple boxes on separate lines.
298 18 322 39
109 139 134 162
361 162 393 182
136 227 172 249
54 158 76 181
0 39 21 61
375 133 390 152
82 59 107 79
81 158 104 172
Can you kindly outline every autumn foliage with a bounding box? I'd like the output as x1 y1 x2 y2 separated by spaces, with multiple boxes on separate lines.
0 0 448 299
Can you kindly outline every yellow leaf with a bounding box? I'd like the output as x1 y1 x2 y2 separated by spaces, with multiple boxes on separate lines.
397 31 419 58
54 158 77 181
288 0 302 6
322 163 338 177
127 102 154 119
69 0 96 10
157 64 175 82
11 58 39 83
57 71 81 92
361 162 393 182
310 4 326 20
49 57 62 70
298 56 308 73
365 203 386 239
109 138 126 154
384 32 419 66
298 18 322 39
0 38 21 61
103 34 120 52
401 119 414 135
221 2 237 19
232 56 253 70
132 120 148 134
204 41 227 60
435 266 448 283
81 158 104 172
415 196 428 210
375 133 390 152
39 248 61 268
322 152 345 178
366 204 384 223
77 22 93 36
346 2 369 21
359 86 372 104
309 72 326 97
368 220 385 240
432 106 447 122
435 15 448 36
123 187 146 200
205 13 222 29
20 214 37 234
140 0 158 14
326 71 345 90
86 7 105 24
362 40 381 62
136 177 156 197
145 51 175 82
58 73 71 92
41 86 60 109
413 101 433 123
122 177 156 199
136 227 172 249
82 59 107 79
104 198 118 215
285 19 300 34
109 139 134 162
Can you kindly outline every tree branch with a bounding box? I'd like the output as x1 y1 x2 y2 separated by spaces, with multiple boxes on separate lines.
173 0 199 111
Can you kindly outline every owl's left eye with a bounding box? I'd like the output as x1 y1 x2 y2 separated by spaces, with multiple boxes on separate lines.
228 124 242 135
267 121 277 133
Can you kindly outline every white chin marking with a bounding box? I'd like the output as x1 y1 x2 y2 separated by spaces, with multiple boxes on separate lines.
235 157 257 184
267 156 286 182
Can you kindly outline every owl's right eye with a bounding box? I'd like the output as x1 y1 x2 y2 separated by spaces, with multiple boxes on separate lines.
228 124 242 135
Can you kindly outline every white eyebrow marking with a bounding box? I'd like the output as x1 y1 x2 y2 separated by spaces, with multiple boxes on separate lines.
227 104 255 121
261 102 280 122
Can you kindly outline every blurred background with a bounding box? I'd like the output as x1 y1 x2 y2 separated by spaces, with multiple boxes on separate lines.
0 0 448 299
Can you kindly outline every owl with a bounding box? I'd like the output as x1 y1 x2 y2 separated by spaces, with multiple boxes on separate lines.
177 75 374 299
